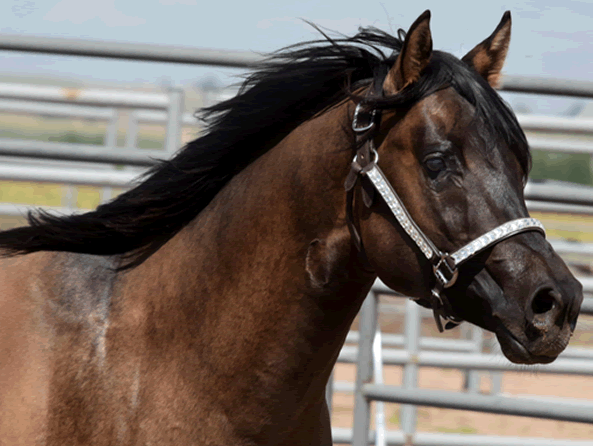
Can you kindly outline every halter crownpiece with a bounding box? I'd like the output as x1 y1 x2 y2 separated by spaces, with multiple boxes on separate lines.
346 98 546 332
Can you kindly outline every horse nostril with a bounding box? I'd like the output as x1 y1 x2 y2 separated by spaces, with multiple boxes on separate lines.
531 288 559 315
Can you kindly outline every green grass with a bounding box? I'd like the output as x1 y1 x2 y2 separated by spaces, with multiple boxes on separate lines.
531 212 593 243
47 132 104 145
389 409 400 425
530 150 593 186
435 425 478 434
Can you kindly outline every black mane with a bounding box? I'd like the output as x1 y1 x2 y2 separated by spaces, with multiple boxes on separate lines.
0 27 528 269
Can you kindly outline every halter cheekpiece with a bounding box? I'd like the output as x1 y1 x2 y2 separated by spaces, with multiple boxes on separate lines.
345 87 545 332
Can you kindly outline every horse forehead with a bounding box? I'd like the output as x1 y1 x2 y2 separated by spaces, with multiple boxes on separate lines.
403 89 474 141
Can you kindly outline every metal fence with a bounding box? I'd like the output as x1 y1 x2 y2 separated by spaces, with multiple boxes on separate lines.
1 33 593 446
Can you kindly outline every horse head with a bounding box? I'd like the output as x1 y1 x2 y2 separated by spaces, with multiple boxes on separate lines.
353 11 583 364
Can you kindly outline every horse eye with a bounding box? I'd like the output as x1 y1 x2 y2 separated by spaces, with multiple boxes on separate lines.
425 157 446 176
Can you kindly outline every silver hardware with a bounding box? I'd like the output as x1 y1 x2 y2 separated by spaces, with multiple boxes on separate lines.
433 254 458 288
352 103 377 132
352 146 379 166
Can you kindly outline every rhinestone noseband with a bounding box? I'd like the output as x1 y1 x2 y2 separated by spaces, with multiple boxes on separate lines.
345 101 546 332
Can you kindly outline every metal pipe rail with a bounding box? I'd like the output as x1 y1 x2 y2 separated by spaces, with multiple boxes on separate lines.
2 33 593 101
345 332 477 352
525 180 593 206
501 75 593 99
332 427 593 446
133 110 200 126
529 136 593 155
0 203 92 217
0 34 263 68
363 385 593 424
345 331 593 361
518 114 593 134
526 200 593 215
0 99 117 119
0 139 162 167
0 83 170 109
339 346 593 375
0 164 138 188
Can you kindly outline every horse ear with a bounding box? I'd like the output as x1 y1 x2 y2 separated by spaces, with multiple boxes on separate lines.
462 11 512 88
383 10 433 95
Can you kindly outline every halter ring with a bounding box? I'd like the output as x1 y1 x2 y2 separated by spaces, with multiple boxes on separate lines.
352 103 377 132
352 147 379 166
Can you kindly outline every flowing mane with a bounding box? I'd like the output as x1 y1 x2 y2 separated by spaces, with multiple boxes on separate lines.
0 27 528 269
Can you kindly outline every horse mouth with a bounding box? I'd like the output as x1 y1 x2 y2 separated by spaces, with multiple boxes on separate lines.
495 327 557 365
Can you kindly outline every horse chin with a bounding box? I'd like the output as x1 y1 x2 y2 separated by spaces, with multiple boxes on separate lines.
494 327 558 365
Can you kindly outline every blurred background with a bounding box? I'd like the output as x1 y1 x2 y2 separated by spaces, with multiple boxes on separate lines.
1 0 593 444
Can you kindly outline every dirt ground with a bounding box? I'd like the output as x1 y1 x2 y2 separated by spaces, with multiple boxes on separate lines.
331 297 593 443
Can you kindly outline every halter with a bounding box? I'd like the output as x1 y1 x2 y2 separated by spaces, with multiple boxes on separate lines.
345 89 545 332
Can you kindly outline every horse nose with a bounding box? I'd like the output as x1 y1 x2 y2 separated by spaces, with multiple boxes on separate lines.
527 286 565 332
522 271 583 358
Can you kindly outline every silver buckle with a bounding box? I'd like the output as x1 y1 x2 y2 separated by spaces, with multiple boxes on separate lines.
433 254 458 289
352 103 377 132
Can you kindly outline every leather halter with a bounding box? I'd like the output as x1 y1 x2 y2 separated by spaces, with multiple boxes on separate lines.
344 83 546 332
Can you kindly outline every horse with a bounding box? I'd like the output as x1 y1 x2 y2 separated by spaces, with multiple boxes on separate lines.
0 10 583 445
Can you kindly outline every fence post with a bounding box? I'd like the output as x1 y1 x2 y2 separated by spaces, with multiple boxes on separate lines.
462 324 484 393
326 369 334 417
125 111 139 150
352 291 378 446
164 88 184 154
102 109 119 204
487 336 504 395
62 184 78 211
372 319 386 446
400 299 421 444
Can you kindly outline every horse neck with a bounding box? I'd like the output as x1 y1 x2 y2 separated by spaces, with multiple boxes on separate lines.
120 99 375 419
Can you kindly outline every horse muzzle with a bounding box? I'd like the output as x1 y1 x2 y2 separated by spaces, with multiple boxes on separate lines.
451 238 584 365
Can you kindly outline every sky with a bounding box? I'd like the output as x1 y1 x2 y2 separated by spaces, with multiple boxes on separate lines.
0 0 592 113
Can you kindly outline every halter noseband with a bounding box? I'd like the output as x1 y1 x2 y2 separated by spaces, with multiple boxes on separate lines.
345 89 545 332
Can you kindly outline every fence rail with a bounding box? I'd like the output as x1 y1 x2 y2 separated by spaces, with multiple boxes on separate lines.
332 427 593 446
0 34 263 68
363 385 593 424
3 33 593 99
